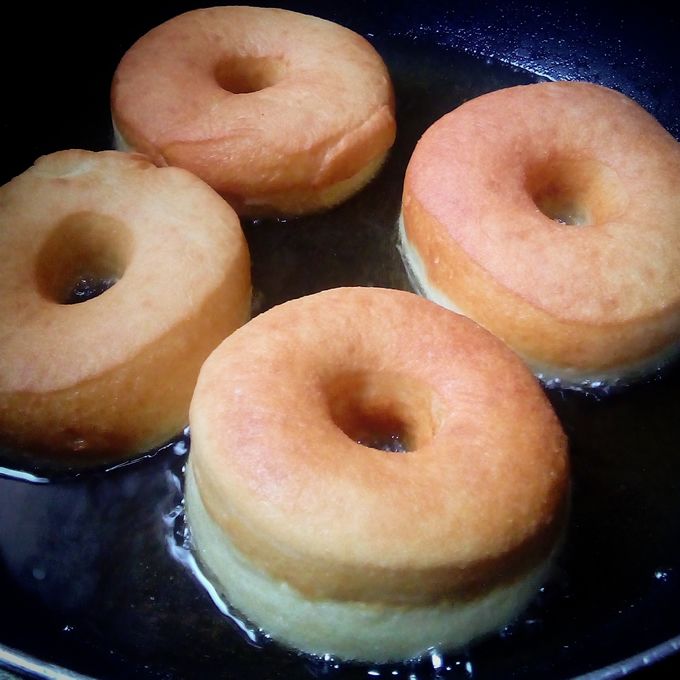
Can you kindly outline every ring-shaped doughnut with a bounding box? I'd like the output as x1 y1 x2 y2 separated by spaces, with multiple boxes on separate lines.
111 6 396 216
401 81 680 386
186 287 568 661
0 150 250 462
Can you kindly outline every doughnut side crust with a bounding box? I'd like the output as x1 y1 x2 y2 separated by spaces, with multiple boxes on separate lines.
401 81 680 377
188 288 568 609
0 150 251 459
185 463 555 662
111 6 396 215
399 209 680 382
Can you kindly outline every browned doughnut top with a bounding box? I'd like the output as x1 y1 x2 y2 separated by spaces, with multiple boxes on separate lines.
112 6 396 215
189 287 568 606
402 81 680 376
0 150 250 460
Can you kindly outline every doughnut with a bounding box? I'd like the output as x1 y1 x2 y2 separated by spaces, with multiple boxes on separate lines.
186 287 568 661
0 149 250 461
400 81 680 387
111 6 396 217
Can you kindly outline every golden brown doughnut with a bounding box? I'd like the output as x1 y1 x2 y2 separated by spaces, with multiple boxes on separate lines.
111 6 396 216
401 81 680 387
0 150 250 461
186 287 568 661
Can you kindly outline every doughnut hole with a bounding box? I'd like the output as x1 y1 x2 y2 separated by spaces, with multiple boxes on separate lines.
215 55 287 94
35 212 133 304
526 158 626 226
325 371 440 453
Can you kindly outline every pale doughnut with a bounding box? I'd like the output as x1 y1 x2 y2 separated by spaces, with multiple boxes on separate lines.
111 6 396 216
400 81 680 387
186 287 568 661
0 150 250 461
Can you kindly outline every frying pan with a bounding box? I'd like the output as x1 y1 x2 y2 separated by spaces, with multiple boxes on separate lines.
2 1 680 678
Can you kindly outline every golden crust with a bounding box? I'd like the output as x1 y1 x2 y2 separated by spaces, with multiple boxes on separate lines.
111 6 396 215
402 81 680 374
0 150 251 460
189 287 568 606
185 462 557 661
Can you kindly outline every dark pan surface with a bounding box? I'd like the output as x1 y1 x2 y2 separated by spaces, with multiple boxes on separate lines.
2 2 680 678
